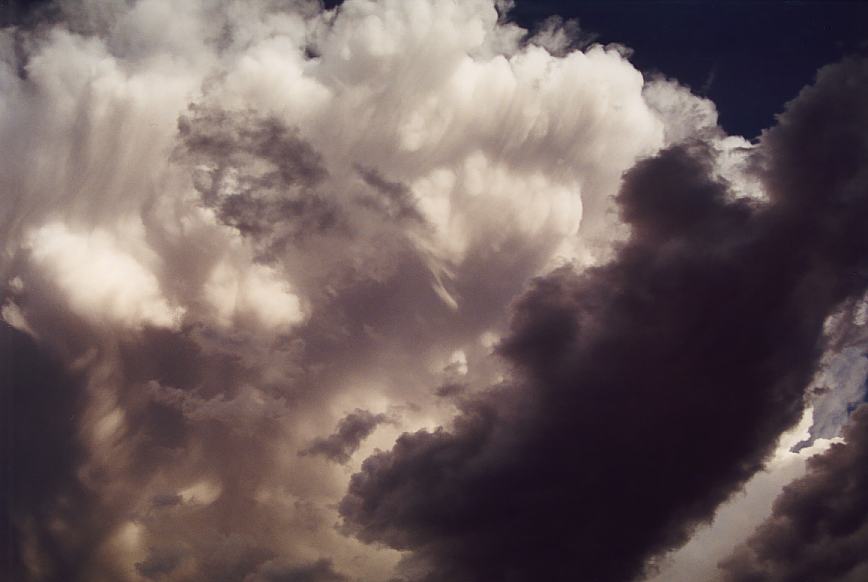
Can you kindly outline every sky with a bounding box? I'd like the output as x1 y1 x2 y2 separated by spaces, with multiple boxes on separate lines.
1 1 867 582
507 0 868 138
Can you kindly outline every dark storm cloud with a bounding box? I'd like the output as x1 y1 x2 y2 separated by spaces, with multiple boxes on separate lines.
339 58 868 582
721 402 868 582
300 409 388 464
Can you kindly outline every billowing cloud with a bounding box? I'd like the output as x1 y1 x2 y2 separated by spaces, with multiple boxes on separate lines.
1 1 866 581
26 222 184 329
339 59 868 582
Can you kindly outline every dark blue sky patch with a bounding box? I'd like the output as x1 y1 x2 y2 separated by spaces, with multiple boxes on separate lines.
510 1 868 138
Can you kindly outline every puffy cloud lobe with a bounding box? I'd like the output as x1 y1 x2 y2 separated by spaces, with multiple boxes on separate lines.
643 77 720 145
721 403 868 582
26 222 184 329
339 59 868 582
203 261 305 331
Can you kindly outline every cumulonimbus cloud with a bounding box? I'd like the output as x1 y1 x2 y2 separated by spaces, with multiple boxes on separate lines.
1 1 866 581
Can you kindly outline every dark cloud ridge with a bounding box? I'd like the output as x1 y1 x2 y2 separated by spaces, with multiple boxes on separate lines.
339 58 868 582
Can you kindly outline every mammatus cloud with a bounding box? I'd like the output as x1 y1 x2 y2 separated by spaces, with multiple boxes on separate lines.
1 1 866 581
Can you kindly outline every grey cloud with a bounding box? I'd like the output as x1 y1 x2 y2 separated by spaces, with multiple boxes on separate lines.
176 106 340 255
301 409 389 464
135 547 182 580
434 382 465 399
355 165 426 224
150 493 183 508
244 558 348 582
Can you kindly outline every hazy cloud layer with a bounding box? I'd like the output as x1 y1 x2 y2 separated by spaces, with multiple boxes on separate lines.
1 1 866 581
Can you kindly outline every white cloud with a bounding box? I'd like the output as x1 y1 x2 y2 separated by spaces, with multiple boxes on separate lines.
27 222 183 329
204 260 305 331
